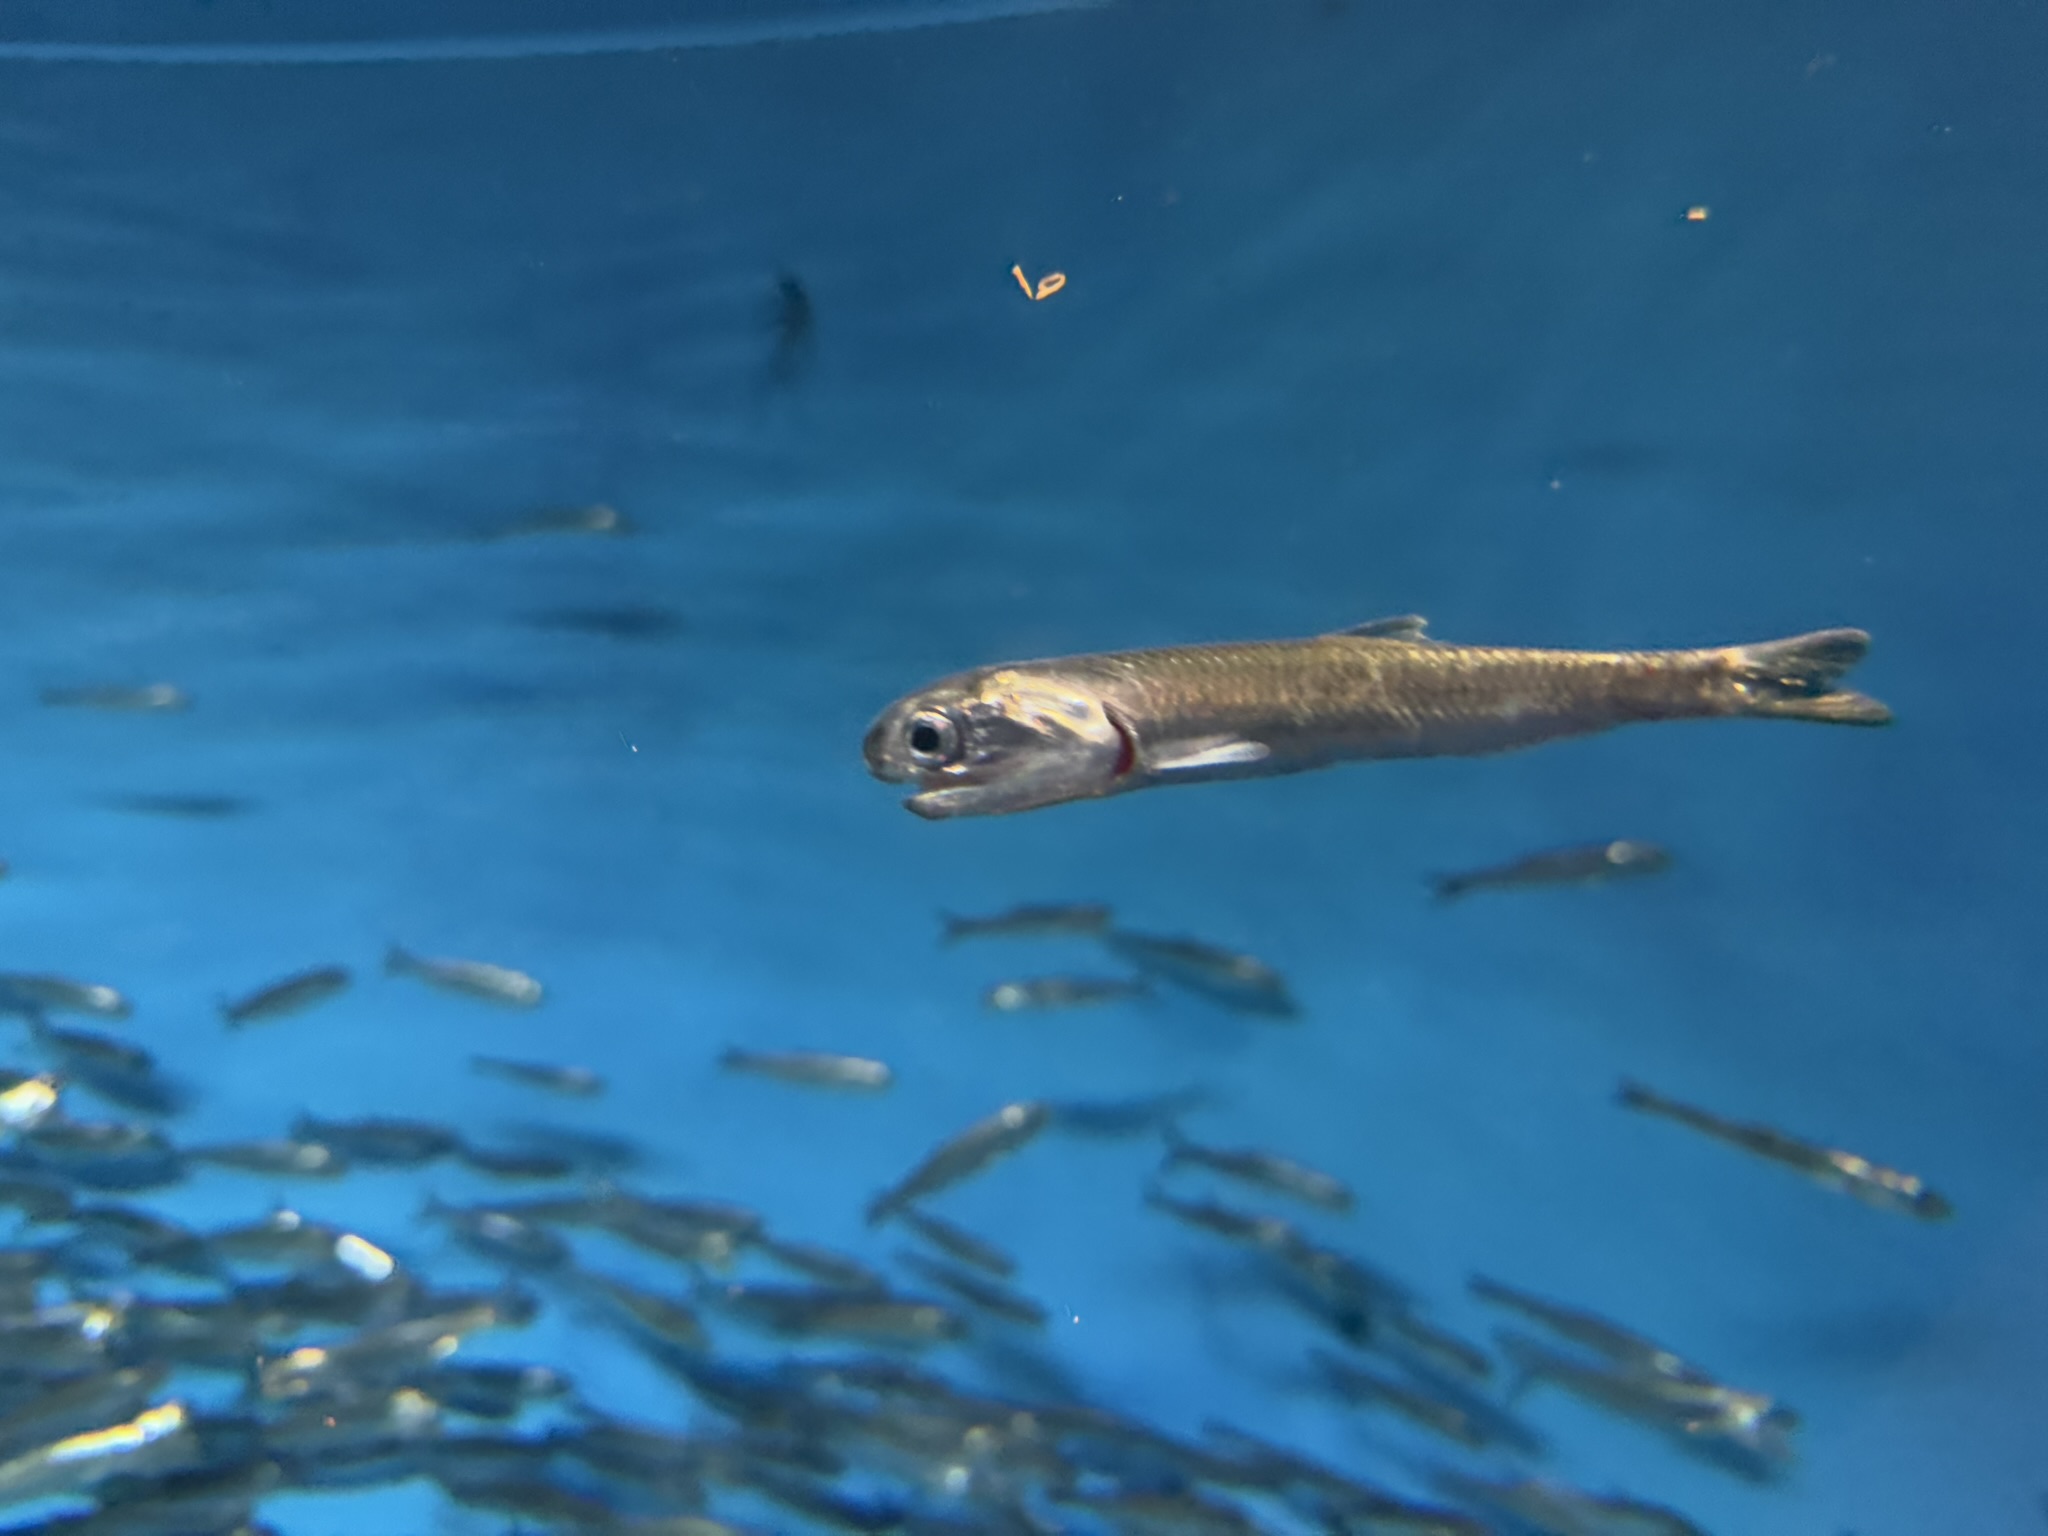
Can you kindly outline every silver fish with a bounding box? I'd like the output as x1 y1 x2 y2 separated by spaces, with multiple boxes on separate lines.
1431 839 1672 902
718 1047 893 1092
1160 1128 1354 1212
865 1100 1052 1226
0 974 133 1021
863 618 1888 818
39 684 190 712
939 902 1113 943
982 975 1149 1012
385 946 543 1008
219 965 351 1027
489 502 629 539
470 1055 606 1097
1103 930 1296 1018
1617 1079 1954 1219
898 1206 1017 1277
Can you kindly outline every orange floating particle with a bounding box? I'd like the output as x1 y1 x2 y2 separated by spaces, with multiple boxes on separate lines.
1684 205 1710 222
1011 264 1067 301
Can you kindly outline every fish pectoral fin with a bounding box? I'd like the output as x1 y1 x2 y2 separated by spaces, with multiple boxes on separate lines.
1329 613 1432 641
1146 737 1272 774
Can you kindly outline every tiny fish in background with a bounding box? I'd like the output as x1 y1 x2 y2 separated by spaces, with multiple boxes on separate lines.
1616 1079 1954 1220
718 1048 893 1092
103 793 255 819
185 1137 348 1179
1431 839 1672 902
487 502 629 540
1102 930 1297 1019
470 1056 606 1097
39 683 190 712
864 617 1889 818
220 966 352 1028
983 975 1149 1013
766 269 816 386
386 947 544 1009
939 902 1113 944
865 1100 1052 1226
0 974 133 1022
1159 1127 1354 1213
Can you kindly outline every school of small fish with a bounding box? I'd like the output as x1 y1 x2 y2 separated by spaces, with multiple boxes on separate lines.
0 538 1935 1533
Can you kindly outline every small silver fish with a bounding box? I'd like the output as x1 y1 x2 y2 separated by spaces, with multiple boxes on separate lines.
864 618 1888 818
470 1055 606 1097
1160 1129 1354 1212
894 1250 1046 1328
39 684 191 713
385 946 543 1008
289 1113 462 1167
1428 1468 1709 1536
1617 1079 1954 1219
1102 930 1297 1018
865 1101 1052 1226
0 1402 195 1505
185 1138 349 1179
0 974 133 1021
706 1281 968 1344
580 1270 708 1351
982 975 1149 1012
939 902 1113 944
718 1048 893 1092
490 503 629 540
219 965 351 1027
1470 1273 1708 1382
1432 839 1673 902
898 1206 1017 1278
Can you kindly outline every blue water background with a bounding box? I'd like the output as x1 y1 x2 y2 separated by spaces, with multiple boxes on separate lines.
0 1 2042 1531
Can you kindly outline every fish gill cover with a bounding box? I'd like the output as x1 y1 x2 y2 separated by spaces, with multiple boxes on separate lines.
0 2 2040 1534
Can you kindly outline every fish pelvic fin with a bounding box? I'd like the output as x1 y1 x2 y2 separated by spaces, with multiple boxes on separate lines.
1726 629 1892 725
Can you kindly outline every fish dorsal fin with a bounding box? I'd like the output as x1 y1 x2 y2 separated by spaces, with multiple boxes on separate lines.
1329 614 1431 641
1148 736 1271 774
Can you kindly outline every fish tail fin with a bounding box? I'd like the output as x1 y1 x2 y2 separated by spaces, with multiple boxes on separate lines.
383 945 414 977
1726 629 1892 725
936 912 963 945
1427 874 1469 904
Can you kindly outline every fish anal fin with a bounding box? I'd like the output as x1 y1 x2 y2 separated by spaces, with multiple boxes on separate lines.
1330 614 1431 641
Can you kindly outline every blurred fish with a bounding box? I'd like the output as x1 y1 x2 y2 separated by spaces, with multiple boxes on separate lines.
865 1101 1052 1226
982 975 1149 1012
1102 931 1297 1018
28 1020 185 1116
0 973 133 1021
705 1281 968 1345
0 1172 73 1222
67 1202 217 1277
1047 1087 1216 1141
219 966 351 1028
1469 1274 1708 1383
524 603 688 642
290 1114 462 1167
1496 1330 1798 1474
423 1199 572 1273
458 1144 581 1180
750 1233 887 1292
1160 1127 1354 1212
385 947 544 1008
894 1251 1046 1328
491 1121 644 1175
766 270 816 386
39 684 190 712
1617 1079 1954 1219
0 1363 168 1462
185 1136 350 1179
1309 1349 1494 1451
0 1403 198 1508
488 502 629 539
102 792 257 819
864 620 1890 817
1428 1466 1709 1536
209 1207 354 1270
469 1055 604 1097
899 1206 1016 1278
17 1115 185 1189
1431 839 1672 902
579 1270 709 1352
939 903 1113 944
718 1048 893 1092
1142 1184 1299 1255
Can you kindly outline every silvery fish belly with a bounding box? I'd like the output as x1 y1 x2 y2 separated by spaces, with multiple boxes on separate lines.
863 615 1891 818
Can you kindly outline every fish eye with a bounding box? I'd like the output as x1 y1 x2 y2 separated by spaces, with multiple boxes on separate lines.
904 710 963 768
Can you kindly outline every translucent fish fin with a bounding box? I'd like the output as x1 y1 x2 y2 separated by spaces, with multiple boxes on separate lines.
1330 614 1431 640
1728 629 1891 725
